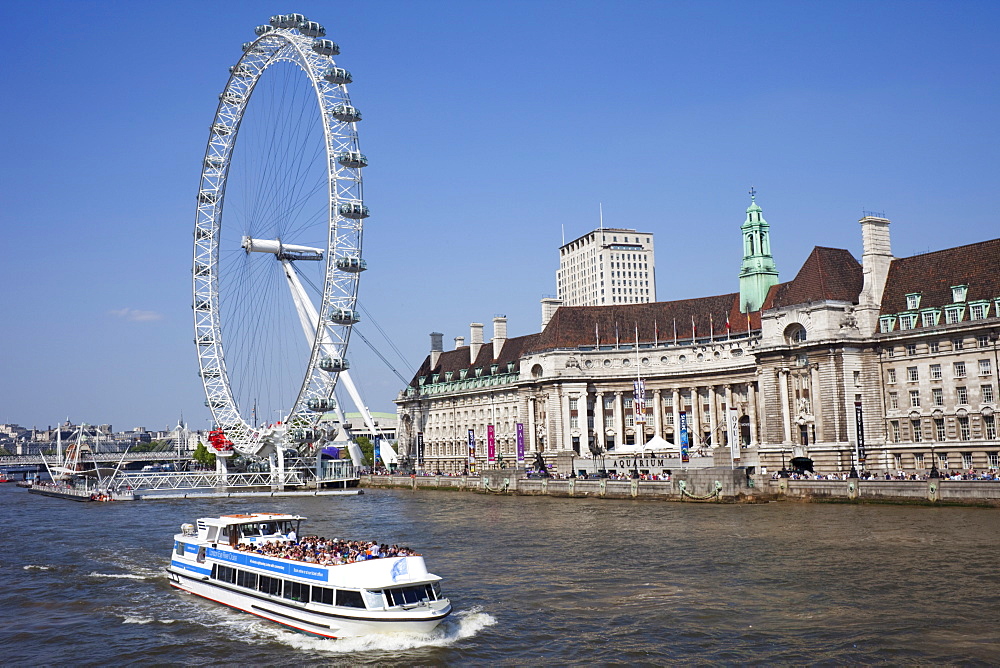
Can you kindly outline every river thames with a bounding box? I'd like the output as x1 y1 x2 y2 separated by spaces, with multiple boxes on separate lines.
2 483 998 665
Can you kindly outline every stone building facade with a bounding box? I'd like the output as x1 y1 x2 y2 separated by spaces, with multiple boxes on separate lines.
395 201 1000 475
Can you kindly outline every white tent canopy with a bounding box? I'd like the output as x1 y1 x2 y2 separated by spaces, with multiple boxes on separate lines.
606 434 680 455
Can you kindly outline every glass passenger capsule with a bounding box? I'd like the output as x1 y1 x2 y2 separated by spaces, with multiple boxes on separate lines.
196 334 215 346
197 191 218 204
268 14 286 27
331 104 362 123
336 151 368 168
339 202 370 219
204 399 225 408
204 155 224 169
194 263 211 276
193 299 210 310
211 122 232 136
329 308 360 325
312 39 340 56
229 64 252 78
195 227 212 239
298 20 325 37
307 397 337 412
319 357 349 372
289 427 323 442
323 67 352 85
219 92 245 105
335 256 367 272
200 369 221 378
255 24 275 36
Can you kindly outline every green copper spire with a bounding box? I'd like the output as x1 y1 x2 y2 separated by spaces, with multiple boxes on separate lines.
739 188 778 313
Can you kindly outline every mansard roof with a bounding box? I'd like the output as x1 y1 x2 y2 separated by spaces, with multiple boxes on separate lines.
765 246 862 309
408 333 540 387
524 295 759 355
879 238 1000 316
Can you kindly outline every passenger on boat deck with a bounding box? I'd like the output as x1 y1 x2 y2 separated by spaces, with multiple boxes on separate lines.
233 535 420 566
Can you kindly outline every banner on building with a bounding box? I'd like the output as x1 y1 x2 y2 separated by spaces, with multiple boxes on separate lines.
374 438 380 467
516 422 525 464
467 428 477 474
854 401 866 464
633 379 646 424
416 431 424 466
679 411 689 463
728 407 740 465
487 424 496 463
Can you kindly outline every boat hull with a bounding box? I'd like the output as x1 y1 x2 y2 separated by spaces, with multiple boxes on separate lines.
166 566 450 638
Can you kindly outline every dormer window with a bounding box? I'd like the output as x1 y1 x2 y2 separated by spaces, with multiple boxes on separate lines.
879 316 896 333
898 314 917 330
445 371 454 382
951 285 968 302
969 301 990 321
905 293 922 310
920 309 940 327
458 369 467 380
945 306 964 325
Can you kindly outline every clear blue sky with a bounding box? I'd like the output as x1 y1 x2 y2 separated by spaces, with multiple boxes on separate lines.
2 0 997 432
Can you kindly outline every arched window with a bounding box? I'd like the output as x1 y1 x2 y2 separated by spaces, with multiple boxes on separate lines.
784 324 807 344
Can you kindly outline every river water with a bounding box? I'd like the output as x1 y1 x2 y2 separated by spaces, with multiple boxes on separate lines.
3 483 998 665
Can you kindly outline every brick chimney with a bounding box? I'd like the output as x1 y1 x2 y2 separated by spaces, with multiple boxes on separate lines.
492 316 508 359
469 322 484 363
454 335 465 349
429 332 443 369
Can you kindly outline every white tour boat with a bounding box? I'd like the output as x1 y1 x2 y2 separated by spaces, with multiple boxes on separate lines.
166 512 451 638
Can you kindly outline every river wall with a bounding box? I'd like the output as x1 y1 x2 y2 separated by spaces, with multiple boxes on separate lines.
361 469 1000 507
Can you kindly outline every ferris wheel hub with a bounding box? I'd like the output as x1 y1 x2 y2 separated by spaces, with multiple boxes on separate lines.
241 237 324 261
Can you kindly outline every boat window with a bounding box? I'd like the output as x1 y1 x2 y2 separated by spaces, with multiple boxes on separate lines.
197 546 207 563
214 564 237 584
431 582 442 599
175 541 185 557
311 586 334 605
361 589 384 610
335 589 366 609
206 527 219 542
284 580 310 603
236 570 258 590
384 585 431 607
258 575 282 596
241 524 261 537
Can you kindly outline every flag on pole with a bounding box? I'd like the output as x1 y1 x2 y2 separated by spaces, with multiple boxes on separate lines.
595 321 600 348
615 322 620 349
725 314 731 339
673 318 677 345
710 314 714 342
654 320 659 347
691 315 697 341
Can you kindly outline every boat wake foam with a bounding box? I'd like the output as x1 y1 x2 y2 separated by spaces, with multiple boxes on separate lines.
264 606 496 653
120 616 178 625
23 565 52 570
87 571 156 580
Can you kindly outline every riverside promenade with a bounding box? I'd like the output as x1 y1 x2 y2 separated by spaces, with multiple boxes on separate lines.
361 469 1000 507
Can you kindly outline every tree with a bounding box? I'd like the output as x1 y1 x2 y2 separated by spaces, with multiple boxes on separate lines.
192 442 216 469
355 436 374 466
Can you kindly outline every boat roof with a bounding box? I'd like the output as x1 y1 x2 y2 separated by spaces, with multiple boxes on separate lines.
201 513 305 527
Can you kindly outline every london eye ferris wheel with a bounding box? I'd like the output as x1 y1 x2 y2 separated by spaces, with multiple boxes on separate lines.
192 13 368 456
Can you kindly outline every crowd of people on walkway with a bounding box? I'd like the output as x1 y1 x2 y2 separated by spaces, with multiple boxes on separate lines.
234 535 419 566
771 468 1000 481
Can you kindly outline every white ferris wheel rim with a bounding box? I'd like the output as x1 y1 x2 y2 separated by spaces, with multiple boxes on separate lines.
192 18 366 452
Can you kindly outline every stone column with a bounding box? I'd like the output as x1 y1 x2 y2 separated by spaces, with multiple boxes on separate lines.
779 369 792 444
594 391 605 455
724 384 734 448
748 379 759 447
708 385 719 447
614 391 624 450
653 389 663 438
527 396 537 453
672 388 682 444
809 363 822 442
689 387 701 446
561 388 572 452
